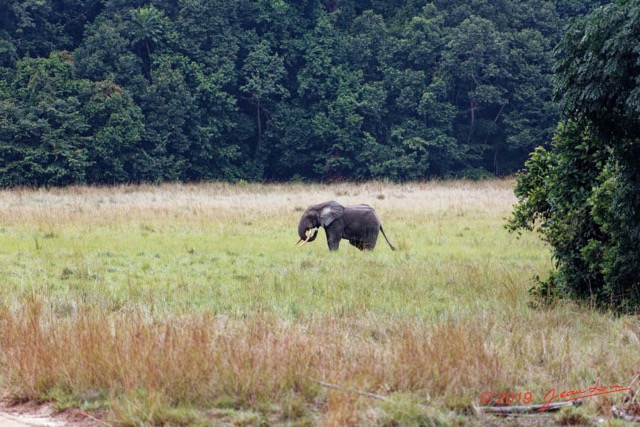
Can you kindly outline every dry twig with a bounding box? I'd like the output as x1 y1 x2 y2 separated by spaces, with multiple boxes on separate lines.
612 405 640 422
308 378 392 403
478 399 580 415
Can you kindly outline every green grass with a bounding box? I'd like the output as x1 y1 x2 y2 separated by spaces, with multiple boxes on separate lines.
0 180 637 426
0 182 547 318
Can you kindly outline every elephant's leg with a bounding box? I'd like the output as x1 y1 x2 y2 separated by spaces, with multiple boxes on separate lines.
349 240 366 250
361 241 375 250
361 228 379 250
327 232 341 250
325 223 344 251
327 237 340 250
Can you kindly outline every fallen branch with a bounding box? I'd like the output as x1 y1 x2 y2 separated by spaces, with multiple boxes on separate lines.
479 399 581 414
610 373 640 421
308 378 391 403
310 378 582 417
309 377 439 413
73 409 113 427
611 405 640 422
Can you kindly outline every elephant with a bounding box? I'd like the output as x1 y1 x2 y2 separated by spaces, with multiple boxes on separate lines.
296 200 396 251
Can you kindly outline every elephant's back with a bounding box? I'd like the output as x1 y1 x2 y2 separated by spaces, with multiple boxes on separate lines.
343 204 381 227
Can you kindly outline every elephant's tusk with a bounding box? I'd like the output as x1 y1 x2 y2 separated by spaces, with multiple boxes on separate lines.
294 238 303 246
296 230 314 248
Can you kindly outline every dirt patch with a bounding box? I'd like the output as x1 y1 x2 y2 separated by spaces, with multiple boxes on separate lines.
0 400 109 427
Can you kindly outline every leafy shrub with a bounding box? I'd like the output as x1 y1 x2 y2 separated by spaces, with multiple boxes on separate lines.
509 0 640 311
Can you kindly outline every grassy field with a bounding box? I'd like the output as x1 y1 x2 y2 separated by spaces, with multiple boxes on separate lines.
0 180 638 426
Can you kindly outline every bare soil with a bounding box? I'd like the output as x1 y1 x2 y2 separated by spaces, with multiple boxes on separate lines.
0 400 108 427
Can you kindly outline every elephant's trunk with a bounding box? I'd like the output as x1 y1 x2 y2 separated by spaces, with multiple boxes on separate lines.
298 221 318 243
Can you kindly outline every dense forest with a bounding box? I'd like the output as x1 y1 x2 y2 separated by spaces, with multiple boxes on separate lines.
0 0 608 186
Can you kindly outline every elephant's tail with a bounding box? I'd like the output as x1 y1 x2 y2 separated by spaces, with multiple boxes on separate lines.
380 226 396 251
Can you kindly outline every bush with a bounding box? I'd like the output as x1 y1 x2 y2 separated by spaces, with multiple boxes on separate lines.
509 0 640 311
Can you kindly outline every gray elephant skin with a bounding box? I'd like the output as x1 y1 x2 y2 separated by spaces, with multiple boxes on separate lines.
296 200 396 251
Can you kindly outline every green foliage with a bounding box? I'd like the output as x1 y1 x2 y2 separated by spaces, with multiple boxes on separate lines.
82 80 143 183
136 54 199 181
0 52 144 186
510 0 640 311
241 38 288 162
555 0 640 141
0 0 605 185
508 121 609 304
0 52 91 186
128 5 167 80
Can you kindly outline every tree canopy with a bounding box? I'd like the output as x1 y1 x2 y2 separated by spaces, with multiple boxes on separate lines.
0 0 607 185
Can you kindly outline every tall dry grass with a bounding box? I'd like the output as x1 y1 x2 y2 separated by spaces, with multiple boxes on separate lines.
2 298 638 425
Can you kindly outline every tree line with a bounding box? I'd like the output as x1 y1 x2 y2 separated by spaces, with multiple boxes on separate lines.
0 0 606 186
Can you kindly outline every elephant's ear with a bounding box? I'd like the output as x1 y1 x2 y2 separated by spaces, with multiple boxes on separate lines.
319 201 344 227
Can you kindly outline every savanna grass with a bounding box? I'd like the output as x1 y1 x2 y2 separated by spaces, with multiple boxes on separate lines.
0 180 638 425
